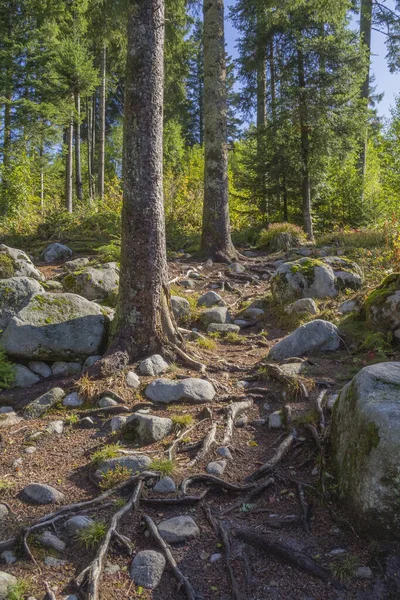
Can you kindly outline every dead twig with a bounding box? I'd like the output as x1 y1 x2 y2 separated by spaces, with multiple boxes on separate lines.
187 422 217 468
165 418 208 460
245 430 297 482
296 482 312 533
222 398 253 446
172 344 206 373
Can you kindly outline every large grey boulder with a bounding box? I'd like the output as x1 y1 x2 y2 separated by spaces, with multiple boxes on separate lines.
0 276 44 330
365 274 400 335
171 296 190 323
1 293 109 361
157 515 200 543
22 483 65 505
271 258 337 303
23 387 65 419
201 306 231 327
0 244 43 280
130 550 166 589
322 256 363 290
268 319 340 361
331 362 400 537
94 454 152 482
139 354 169 376
64 257 90 272
11 364 40 388
0 572 17 600
122 413 173 445
62 263 119 301
42 243 73 263
145 378 215 404
197 291 224 308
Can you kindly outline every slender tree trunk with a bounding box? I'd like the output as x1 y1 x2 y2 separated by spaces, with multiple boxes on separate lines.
282 174 288 222
87 97 93 203
39 143 44 212
75 91 83 201
297 45 313 241
256 8 267 219
65 112 73 213
91 93 96 193
108 0 177 362
201 0 236 262
358 0 373 193
3 1 13 174
98 43 106 201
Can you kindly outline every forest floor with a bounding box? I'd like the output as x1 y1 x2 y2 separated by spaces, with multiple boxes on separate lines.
0 244 399 600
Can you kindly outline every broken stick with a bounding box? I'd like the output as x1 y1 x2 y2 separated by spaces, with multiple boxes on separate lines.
222 398 253 446
245 430 296 482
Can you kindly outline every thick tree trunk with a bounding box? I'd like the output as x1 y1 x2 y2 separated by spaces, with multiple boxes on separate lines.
87 97 93 203
297 46 313 241
98 44 106 201
201 0 236 262
65 113 73 214
358 0 372 192
107 0 178 362
75 91 83 201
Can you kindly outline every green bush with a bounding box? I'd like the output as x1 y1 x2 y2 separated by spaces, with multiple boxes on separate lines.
257 222 306 251
0 350 15 389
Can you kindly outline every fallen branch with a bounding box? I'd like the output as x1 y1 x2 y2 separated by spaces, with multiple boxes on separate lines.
245 430 296 482
181 474 256 495
236 529 343 589
221 478 274 516
143 491 209 506
222 398 253 446
77 405 131 417
187 422 217 468
143 515 198 600
165 418 208 460
75 481 143 600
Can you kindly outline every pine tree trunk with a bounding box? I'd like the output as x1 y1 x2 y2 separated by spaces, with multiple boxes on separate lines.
98 44 106 201
256 8 267 219
87 97 93 203
65 113 73 214
3 2 13 173
91 93 96 192
75 91 83 201
201 0 236 262
297 45 313 241
39 143 44 212
107 0 177 362
358 0 372 190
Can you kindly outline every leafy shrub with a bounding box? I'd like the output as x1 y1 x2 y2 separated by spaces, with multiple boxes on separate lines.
95 239 121 263
99 465 131 490
171 414 194 429
317 228 384 250
91 444 121 467
258 222 306 251
74 521 107 548
149 458 175 476
0 350 15 389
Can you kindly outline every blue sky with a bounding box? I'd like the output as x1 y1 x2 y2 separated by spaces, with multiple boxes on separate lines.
224 0 400 121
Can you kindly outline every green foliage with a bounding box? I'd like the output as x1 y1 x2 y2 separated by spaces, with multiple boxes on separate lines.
0 478 14 493
6 580 28 600
74 520 107 548
258 223 306 250
91 444 121 466
171 414 194 429
0 254 15 278
0 351 15 390
222 332 246 344
99 465 131 490
96 239 121 263
196 337 217 350
330 554 358 582
149 458 175 477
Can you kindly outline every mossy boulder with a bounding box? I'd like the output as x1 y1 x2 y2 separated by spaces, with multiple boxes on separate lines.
271 257 337 302
0 292 109 361
0 276 44 330
268 319 340 360
322 256 363 290
0 244 43 281
62 263 119 301
331 362 400 537
365 274 400 334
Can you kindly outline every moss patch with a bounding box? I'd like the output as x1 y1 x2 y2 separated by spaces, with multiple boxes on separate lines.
0 253 16 278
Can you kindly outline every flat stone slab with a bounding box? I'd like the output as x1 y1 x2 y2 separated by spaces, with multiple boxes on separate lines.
157 515 200 543
130 550 166 589
268 320 340 361
22 483 65 505
145 378 215 404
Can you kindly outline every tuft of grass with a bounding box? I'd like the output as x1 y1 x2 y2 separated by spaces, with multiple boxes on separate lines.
258 222 306 250
74 520 107 549
171 414 194 430
317 229 384 250
0 478 13 494
223 332 246 344
96 239 121 263
64 413 80 426
331 554 358 582
6 579 28 600
98 465 131 490
0 349 15 390
76 374 99 402
91 444 121 467
149 458 175 477
196 337 217 350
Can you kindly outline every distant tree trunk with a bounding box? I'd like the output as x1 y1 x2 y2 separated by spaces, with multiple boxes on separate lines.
256 7 267 219
297 45 313 241
3 2 13 173
91 93 96 192
358 0 373 193
39 143 44 212
75 91 83 201
201 0 236 262
87 97 93 203
282 174 288 222
98 43 106 201
107 0 178 364
65 112 73 213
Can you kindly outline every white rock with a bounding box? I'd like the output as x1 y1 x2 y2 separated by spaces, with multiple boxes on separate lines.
11 364 40 388
268 411 283 429
139 354 169 376
206 460 227 476
46 420 64 435
145 378 215 404
125 371 140 389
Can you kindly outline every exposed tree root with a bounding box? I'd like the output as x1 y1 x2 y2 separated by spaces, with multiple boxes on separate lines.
187 422 217 467
44 581 57 600
143 515 199 600
143 491 209 505
222 398 253 446
236 529 344 589
77 405 131 418
245 431 297 482
221 478 274 516
165 418 209 460
171 343 206 373
181 474 256 495
75 481 143 600
296 481 312 533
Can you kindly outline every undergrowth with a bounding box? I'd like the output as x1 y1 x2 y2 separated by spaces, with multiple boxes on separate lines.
99 465 131 490
91 444 121 466
74 521 107 549
149 458 175 477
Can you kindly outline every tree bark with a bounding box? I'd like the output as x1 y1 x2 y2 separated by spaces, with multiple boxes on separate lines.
107 0 178 362
75 91 83 201
65 111 73 214
87 97 93 203
39 143 44 212
358 0 373 192
201 0 236 262
297 45 313 241
98 44 106 201
256 7 267 219
92 93 96 192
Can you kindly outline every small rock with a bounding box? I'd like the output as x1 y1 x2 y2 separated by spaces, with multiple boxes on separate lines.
80 417 94 428
46 420 64 435
268 411 283 429
207 323 240 334
22 483 65 505
0 505 8 520
206 460 227 476
327 394 338 411
23 387 65 419
0 551 16 565
210 553 222 563
52 361 82 378
229 262 246 273
0 407 13 414
354 566 373 579
64 257 90 271
24 446 37 454
62 392 83 407
94 455 152 481
110 415 127 432
197 291 224 308
179 279 195 289
158 515 200 543
235 415 248 428
130 550 166 589
338 299 358 314
42 242 72 263
13 457 23 468
123 413 173 445
328 548 346 557
145 377 215 404
139 354 169 376
284 298 318 315
28 431 44 441
104 563 120 576
171 296 191 323
234 319 248 327
28 361 52 378
241 307 265 321
0 572 17 598
44 556 67 567
201 306 231 327
125 371 140 389
64 516 94 537
0 411 22 429
12 364 40 388
217 446 233 459
153 476 176 493
62 596 79 600
83 355 102 369
251 418 266 426
39 531 66 552
98 397 117 408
